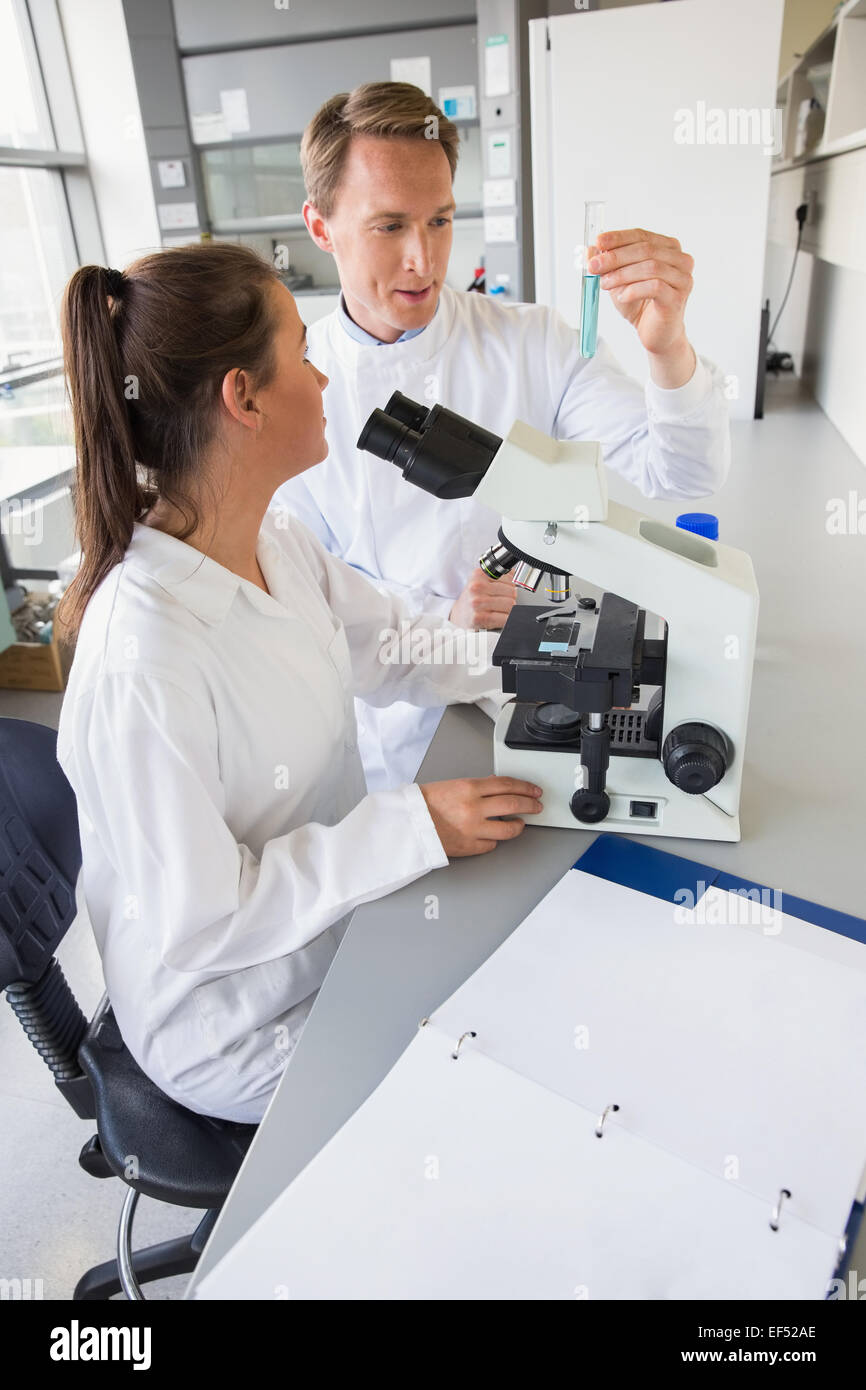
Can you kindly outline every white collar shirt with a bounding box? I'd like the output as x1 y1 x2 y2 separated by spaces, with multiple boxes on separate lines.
57 511 500 1123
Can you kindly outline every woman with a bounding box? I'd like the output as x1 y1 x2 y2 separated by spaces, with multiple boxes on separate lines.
56 242 542 1124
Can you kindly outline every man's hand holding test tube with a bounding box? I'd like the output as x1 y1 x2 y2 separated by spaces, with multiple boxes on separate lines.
581 216 698 390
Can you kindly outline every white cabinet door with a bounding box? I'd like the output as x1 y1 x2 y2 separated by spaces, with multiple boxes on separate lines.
530 0 784 420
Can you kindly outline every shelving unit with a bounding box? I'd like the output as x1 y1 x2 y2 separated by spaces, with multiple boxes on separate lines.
773 0 866 169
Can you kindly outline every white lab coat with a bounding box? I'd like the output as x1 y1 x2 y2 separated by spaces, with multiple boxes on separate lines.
56 512 503 1123
274 285 731 792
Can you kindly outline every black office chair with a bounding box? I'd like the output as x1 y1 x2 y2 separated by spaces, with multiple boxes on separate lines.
0 718 258 1299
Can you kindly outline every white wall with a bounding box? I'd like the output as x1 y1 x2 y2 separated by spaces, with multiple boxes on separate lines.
803 259 866 467
764 146 866 465
531 0 785 420
58 0 160 269
762 238 814 368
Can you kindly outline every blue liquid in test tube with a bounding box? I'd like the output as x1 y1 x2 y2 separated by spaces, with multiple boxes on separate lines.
580 274 600 357
579 200 605 358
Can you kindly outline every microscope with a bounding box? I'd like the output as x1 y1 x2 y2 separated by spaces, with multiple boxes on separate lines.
358 394 758 843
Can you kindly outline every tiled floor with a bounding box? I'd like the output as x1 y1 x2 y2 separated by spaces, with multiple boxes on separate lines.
0 689 201 1300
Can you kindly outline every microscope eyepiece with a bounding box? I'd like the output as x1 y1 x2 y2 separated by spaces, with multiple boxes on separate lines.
383 391 430 431
357 395 502 500
356 409 415 465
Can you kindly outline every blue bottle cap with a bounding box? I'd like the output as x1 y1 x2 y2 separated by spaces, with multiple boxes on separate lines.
676 511 719 541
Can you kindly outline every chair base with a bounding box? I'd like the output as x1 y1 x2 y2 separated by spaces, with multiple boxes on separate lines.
73 1207 218 1300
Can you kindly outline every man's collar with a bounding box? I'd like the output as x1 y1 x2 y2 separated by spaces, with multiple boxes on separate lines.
324 285 456 368
338 292 437 346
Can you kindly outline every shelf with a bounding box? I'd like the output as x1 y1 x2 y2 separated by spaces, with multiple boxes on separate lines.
776 0 865 88
771 128 866 171
211 214 305 234
774 0 866 164
825 10 866 144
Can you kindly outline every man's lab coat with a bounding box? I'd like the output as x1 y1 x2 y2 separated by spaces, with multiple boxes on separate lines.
276 284 731 792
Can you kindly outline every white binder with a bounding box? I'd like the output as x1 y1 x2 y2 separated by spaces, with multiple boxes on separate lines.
193 863 866 1300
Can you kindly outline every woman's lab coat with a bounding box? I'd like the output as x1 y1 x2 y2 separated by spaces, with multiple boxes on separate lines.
275 284 732 793
56 511 502 1124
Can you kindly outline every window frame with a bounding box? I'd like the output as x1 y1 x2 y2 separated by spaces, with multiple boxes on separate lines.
0 0 104 289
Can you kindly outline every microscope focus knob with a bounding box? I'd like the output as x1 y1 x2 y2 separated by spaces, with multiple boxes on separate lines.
569 789 611 823
662 723 730 794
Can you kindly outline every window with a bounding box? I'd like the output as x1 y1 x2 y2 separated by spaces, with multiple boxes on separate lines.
201 141 307 226
0 0 89 455
0 0 54 149
0 166 76 394
0 0 99 585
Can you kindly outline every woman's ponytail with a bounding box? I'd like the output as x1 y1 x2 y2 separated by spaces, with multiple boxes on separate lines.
58 265 149 635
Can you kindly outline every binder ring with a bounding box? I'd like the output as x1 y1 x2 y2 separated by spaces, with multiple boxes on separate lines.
770 1188 792 1231
451 1030 477 1060
594 1103 620 1138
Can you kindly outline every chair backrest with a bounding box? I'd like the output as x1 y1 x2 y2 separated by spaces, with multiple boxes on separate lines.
0 718 81 988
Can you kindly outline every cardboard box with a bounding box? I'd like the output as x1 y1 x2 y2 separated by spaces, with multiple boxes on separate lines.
0 594 74 692
0 629 71 692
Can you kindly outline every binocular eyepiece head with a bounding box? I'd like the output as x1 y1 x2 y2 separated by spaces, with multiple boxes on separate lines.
359 393 572 601
357 392 502 500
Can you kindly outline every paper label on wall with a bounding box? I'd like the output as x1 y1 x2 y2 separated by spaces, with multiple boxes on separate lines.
487 131 512 177
157 160 186 189
483 177 516 209
438 84 476 120
220 88 250 135
389 55 432 97
484 213 516 245
484 34 511 98
190 112 229 144
157 201 199 231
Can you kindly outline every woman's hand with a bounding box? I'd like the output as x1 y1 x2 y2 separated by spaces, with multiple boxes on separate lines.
419 776 543 857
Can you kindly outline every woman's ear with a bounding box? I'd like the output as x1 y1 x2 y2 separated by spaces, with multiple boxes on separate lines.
221 368 260 432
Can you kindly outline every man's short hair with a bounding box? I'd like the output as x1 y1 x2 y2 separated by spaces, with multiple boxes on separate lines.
301 82 460 217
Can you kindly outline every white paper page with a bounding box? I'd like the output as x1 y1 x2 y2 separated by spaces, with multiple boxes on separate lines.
194 1022 840 1301
484 35 510 98
219 88 250 134
431 872 866 1239
389 55 432 96
190 112 229 144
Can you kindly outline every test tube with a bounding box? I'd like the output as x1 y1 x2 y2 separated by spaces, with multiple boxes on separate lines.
579 201 605 358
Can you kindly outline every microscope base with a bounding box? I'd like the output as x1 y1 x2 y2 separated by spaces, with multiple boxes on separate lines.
493 705 741 843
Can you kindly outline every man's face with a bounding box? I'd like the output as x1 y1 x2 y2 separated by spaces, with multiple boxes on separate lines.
304 134 455 343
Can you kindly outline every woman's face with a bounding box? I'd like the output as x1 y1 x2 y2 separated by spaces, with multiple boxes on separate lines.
255 283 329 479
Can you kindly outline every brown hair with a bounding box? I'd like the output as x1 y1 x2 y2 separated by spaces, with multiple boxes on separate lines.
301 81 460 218
58 241 280 635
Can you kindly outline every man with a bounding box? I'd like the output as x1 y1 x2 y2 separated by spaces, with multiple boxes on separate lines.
275 82 731 792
